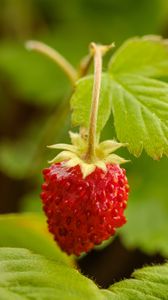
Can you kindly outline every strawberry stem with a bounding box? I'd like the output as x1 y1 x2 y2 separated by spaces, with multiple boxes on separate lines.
85 43 114 163
25 40 77 85
85 43 102 162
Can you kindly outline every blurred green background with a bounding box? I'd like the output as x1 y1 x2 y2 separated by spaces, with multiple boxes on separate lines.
0 0 168 287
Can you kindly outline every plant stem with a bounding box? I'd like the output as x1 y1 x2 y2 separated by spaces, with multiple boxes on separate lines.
25 40 77 85
85 43 102 162
85 43 115 163
78 53 93 78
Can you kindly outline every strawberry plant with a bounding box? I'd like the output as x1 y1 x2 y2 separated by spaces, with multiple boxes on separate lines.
0 34 168 299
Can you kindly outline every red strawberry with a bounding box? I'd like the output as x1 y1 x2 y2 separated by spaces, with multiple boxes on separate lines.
41 160 129 256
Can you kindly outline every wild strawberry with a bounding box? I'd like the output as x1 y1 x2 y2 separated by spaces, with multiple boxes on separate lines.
39 42 129 255
41 132 129 255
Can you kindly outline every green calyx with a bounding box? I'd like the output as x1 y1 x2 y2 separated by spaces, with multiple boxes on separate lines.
48 132 129 178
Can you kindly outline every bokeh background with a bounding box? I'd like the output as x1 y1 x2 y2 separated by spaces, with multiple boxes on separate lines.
0 0 168 288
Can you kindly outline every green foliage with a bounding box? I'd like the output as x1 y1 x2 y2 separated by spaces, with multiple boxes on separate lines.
106 263 168 299
0 247 103 300
71 36 168 159
0 214 72 266
110 75 168 158
108 36 168 77
0 247 167 299
109 36 168 158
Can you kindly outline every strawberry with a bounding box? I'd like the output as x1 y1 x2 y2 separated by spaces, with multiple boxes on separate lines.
41 132 129 255
40 42 129 256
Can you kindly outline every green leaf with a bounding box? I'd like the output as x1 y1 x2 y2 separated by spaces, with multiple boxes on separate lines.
0 247 103 300
109 36 168 158
110 74 168 158
0 247 168 299
0 214 72 266
71 74 112 133
106 262 168 299
109 36 168 78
